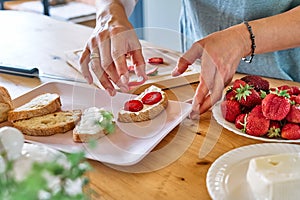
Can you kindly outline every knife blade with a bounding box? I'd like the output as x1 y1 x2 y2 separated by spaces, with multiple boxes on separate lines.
0 64 87 83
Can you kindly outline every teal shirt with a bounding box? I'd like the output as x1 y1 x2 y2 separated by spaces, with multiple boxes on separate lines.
180 0 300 82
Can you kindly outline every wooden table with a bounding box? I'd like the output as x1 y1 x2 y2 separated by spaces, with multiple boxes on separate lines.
1 11 299 200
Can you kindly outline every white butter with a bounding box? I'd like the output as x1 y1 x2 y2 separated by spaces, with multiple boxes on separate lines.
246 153 300 200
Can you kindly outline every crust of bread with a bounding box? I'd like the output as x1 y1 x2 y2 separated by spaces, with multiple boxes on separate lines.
118 86 168 122
12 110 81 136
73 129 109 143
0 86 13 123
8 93 61 122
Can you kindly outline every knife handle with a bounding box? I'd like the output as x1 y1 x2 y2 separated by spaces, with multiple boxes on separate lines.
0 65 39 78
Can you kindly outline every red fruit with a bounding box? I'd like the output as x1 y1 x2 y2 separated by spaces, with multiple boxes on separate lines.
124 100 143 112
286 104 300 123
225 89 237 100
235 84 262 108
232 79 247 90
291 86 300 95
235 113 247 130
290 95 300 104
148 57 164 64
281 123 300 140
221 100 241 123
262 93 291 121
141 91 162 105
241 75 270 92
267 121 281 138
245 105 270 136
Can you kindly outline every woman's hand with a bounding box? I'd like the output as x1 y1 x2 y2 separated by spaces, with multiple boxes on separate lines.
79 2 147 96
172 24 251 119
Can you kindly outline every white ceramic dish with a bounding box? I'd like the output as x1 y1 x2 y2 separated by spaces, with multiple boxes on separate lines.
212 101 300 143
8 82 191 166
206 143 300 200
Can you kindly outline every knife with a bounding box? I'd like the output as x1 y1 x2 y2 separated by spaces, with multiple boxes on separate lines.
0 64 87 83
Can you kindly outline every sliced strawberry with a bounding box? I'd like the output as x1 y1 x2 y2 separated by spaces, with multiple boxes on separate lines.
221 100 241 123
141 91 162 105
281 123 300 140
148 57 164 64
245 105 270 136
124 100 143 112
262 92 291 121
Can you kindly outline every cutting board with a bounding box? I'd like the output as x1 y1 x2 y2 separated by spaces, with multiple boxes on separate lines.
66 41 200 94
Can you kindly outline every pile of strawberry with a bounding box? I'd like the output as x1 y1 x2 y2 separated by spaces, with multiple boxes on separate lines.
221 75 300 140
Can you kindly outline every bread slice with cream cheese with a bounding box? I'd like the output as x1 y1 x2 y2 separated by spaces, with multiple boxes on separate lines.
118 85 168 122
73 107 115 143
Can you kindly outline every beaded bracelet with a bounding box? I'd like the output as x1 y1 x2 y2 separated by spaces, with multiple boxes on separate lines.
242 21 256 63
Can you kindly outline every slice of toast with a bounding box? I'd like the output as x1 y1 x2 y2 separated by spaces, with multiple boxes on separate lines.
118 85 168 122
0 86 13 122
8 93 61 122
73 107 115 143
13 110 81 136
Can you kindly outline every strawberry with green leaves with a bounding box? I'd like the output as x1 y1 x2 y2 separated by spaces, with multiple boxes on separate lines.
261 89 291 121
235 83 262 108
245 105 270 136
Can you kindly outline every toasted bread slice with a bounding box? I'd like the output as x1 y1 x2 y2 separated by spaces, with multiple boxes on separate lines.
0 86 13 122
13 110 81 136
8 93 61 122
73 107 115 143
118 85 168 122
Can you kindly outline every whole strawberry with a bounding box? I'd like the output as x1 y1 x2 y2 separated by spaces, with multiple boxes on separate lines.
267 120 281 138
241 75 270 92
286 104 300 123
245 105 270 136
261 90 291 121
221 100 241 123
235 84 262 108
281 123 300 140
235 113 247 130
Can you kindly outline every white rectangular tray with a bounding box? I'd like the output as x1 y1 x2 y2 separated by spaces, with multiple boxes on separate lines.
9 82 192 166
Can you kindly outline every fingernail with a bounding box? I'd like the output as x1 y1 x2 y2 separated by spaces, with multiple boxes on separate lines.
189 112 200 120
171 69 180 76
120 74 129 85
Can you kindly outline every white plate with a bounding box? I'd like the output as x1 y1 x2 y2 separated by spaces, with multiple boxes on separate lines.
212 101 300 143
206 143 300 200
8 82 192 166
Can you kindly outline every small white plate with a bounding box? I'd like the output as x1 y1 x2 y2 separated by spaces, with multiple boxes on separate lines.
9 82 192 166
212 101 300 143
206 143 300 200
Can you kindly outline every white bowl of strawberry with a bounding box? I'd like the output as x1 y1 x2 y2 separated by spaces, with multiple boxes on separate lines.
213 75 300 141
